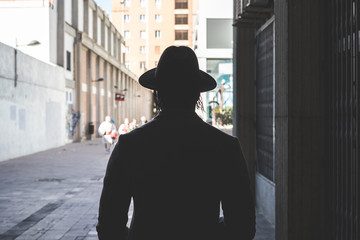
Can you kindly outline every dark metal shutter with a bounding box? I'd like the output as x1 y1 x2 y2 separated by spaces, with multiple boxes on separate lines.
255 22 274 181
327 0 359 239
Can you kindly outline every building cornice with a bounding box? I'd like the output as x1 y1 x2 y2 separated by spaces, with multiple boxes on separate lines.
89 0 96 10
105 17 110 27
65 22 76 37
97 7 104 19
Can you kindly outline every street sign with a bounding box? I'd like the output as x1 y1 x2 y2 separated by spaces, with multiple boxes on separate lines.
115 93 125 101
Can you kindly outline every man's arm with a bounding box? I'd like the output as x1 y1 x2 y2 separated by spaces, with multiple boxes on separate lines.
97 136 132 240
221 137 256 240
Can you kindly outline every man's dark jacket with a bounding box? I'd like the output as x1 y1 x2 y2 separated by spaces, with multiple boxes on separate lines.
97 109 255 240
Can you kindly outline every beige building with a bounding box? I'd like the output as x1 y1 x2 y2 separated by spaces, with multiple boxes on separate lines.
112 0 196 77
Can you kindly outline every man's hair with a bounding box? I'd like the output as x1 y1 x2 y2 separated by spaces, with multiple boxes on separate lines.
154 90 204 112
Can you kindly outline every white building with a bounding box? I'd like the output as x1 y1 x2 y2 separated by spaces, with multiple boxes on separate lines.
193 0 233 125
0 1 56 63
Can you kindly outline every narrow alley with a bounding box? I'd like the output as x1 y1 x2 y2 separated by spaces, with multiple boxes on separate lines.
0 139 274 240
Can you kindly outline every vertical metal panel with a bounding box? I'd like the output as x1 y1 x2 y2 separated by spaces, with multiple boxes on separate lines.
255 21 274 181
328 0 359 239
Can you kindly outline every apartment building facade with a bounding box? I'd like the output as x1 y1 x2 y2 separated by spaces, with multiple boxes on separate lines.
112 0 196 77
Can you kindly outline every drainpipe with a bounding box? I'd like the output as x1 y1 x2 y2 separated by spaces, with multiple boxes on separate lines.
74 32 82 142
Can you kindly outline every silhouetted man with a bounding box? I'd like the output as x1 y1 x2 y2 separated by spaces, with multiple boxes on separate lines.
96 46 256 240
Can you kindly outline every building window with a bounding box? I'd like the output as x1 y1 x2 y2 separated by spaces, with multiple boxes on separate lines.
155 30 161 38
125 62 130 68
97 17 102 44
140 14 146 22
175 30 188 40
140 0 147 7
88 7 94 38
140 61 146 70
125 46 130 53
155 45 160 54
155 14 162 23
140 46 146 54
124 30 130 38
66 89 73 103
124 14 130 22
155 0 161 8
175 0 187 9
105 27 109 50
110 34 113 56
92 10 97 40
124 0 130 7
175 14 188 24
66 51 71 71
140 30 147 39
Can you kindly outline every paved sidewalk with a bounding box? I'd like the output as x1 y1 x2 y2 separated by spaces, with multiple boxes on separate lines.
0 139 274 240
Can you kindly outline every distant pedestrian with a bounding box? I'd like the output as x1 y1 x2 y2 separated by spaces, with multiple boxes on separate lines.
138 116 148 127
110 119 118 143
129 118 137 131
118 118 130 135
97 46 255 240
109 119 116 134
98 116 116 153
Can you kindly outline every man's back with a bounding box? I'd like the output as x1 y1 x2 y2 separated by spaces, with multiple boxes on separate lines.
97 110 255 240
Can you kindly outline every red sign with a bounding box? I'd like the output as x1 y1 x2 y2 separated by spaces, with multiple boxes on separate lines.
115 93 125 101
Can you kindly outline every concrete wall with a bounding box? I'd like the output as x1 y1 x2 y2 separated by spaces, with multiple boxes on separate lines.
78 0 84 32
0 42 66 162
88 5 94 39
232 26 256 201
255 172 275 225
274 1 326 239
65 0 72 25
49 0 59 64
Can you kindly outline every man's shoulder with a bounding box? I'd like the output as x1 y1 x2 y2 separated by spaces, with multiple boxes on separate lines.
118 119 156 138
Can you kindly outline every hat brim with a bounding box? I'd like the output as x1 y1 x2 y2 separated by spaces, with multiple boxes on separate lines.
139 68 217 92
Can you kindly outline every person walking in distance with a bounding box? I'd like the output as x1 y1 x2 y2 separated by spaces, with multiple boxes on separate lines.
118 118 130 135
98 116 116 153
129 118 138 131
138 116 147 127
97 46 256 240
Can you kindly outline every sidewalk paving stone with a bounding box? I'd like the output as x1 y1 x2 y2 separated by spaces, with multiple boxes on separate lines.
0 139 274 239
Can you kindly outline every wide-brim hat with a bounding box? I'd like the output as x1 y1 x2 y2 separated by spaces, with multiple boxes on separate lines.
139 46 216 93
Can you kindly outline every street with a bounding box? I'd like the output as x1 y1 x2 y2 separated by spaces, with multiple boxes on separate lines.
0 139 274 240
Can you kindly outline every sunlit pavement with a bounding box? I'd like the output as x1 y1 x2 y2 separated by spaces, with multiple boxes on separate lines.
0 139 274 240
